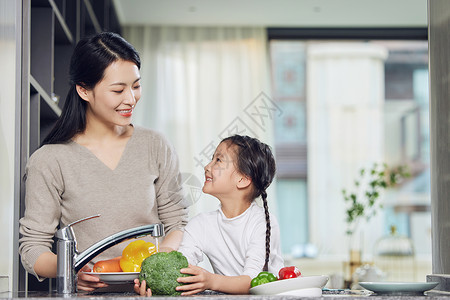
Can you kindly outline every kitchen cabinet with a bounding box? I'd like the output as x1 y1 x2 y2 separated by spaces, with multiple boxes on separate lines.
26 0 120 152
18 0 121 292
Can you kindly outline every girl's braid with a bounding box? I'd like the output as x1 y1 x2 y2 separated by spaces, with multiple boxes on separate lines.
261 190 271 272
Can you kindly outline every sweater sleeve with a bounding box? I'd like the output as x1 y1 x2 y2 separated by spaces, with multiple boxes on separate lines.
151 132 189 234
18 148 63 280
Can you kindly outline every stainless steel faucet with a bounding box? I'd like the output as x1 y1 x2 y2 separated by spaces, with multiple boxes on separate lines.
55 214 165 294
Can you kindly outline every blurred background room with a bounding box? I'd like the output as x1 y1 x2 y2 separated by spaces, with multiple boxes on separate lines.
0 0 431 292
115 0 431 287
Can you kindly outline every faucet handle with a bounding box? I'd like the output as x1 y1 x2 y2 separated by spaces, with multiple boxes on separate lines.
55 214 101 241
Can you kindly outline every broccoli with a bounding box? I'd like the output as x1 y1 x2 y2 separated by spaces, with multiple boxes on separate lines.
139 251 191 296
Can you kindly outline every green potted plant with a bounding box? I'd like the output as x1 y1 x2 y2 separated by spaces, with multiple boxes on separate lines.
342 163 410 235
342 163 410 280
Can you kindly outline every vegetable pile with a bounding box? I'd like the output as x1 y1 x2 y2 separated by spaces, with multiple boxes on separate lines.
92 240 156 273
250 266 302 288
120 240 156 272
139 251 191 296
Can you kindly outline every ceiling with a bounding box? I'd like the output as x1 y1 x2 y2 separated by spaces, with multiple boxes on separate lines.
113 0 427 28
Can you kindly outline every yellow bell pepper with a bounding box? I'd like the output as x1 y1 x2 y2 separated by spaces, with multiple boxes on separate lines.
120 240 156 272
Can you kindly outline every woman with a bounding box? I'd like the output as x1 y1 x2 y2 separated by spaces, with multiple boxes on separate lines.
19 32 189 291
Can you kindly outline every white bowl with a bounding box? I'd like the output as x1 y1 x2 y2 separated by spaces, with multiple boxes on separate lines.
278 287 323 297
83 272 139 284
249 275 329 295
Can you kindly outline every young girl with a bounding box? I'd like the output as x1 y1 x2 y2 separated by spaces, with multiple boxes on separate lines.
136 135 284 295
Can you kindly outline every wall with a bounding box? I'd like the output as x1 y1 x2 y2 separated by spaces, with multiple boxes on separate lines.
429 0 450 276
114 0 427 27
0 0 18 292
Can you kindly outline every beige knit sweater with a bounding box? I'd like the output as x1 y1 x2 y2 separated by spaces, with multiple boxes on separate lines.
19 126 189 279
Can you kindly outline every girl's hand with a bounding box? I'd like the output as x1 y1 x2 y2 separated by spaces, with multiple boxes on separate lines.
176 265 214 296
134 278 152 296
77 265 108 291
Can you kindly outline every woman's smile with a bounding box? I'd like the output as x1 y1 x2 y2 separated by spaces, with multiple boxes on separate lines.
117 108 133 117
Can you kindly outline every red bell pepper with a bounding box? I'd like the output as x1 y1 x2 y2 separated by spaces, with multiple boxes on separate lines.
278 266 302 279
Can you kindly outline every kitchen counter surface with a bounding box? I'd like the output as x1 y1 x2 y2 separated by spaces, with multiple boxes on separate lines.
1 289 449 299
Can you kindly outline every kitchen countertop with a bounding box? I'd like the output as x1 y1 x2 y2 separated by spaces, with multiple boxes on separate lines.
0 289 449 299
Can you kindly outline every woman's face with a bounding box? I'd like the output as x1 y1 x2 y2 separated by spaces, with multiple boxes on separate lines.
82 59 141 127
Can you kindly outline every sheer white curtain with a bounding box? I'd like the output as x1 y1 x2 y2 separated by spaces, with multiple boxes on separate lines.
123 27 276 216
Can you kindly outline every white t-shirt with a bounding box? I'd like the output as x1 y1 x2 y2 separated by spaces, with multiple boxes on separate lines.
178 202 284 279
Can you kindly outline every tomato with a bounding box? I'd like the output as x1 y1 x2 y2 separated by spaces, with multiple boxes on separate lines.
278 266 301 279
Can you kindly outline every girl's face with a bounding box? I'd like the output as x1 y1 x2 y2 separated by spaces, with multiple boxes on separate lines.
80 59 141 127
203 142 243 198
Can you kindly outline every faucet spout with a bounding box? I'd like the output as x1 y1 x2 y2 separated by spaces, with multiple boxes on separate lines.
56 218 164 294
74 224 164 272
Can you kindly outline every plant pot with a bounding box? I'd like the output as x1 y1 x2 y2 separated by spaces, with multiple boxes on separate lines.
347 231 363 282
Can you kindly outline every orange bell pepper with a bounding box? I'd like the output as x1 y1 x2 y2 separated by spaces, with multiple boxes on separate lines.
120 240 156 272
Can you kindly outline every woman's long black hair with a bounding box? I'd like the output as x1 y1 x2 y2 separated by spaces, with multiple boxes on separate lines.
41 32 141 146
221 135 276 272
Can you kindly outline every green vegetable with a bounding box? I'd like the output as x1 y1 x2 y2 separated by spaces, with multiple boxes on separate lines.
251 271 278 287
139 251 191 296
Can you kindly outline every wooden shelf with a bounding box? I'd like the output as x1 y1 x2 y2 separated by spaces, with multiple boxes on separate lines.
49 0 74 44
21 0 123 292
30 74 62 117
31 0 52 7
30 6 54 94
83 0 101 33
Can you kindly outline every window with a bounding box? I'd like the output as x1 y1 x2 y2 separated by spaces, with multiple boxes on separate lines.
269 37 430 266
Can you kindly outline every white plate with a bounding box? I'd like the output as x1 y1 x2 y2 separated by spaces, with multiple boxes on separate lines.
83 272 139 284
249 275 329 295
277 287 322 297
358 281 439 294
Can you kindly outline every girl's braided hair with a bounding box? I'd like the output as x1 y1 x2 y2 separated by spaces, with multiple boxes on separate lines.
221 135 276 272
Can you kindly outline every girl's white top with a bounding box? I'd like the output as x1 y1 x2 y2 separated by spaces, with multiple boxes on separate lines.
179 201 284 278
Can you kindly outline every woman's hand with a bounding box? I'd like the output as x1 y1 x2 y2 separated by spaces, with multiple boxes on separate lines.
175 265 214 296
77 265 108 292
134 278 152 296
